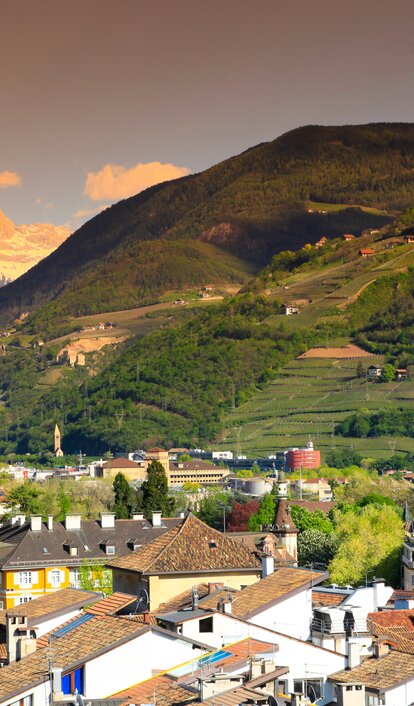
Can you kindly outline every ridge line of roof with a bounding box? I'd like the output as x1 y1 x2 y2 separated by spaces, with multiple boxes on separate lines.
140 514 188 572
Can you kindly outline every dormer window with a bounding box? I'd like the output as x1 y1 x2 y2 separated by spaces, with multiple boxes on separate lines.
106 545 115 555
69 546 78 557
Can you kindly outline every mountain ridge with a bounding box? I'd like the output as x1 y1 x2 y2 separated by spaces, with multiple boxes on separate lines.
4 122 414 321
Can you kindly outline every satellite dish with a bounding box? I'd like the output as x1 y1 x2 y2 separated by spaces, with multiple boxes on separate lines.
138 587 149 610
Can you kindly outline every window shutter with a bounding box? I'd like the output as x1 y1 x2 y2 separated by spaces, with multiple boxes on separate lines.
60 570 65 583
14 572 20 586
31 572 38 585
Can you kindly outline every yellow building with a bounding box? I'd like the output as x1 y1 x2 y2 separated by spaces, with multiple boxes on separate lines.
0 512 181 609
108 513 262 610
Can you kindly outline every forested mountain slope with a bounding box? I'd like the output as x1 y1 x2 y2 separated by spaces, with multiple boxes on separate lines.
4 123 414 320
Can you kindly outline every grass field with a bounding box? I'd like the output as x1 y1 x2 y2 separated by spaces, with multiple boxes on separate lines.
305 201 390 216
218 357 414 461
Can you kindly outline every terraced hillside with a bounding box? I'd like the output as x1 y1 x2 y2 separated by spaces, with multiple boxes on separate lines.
219 356 414 460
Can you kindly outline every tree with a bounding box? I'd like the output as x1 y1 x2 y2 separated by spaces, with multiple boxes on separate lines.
290 505 334 534
247 493 275 531
226 500 260 532
380 364 396 383
141 460 175 518
79 560 112 596
196 491 231 530
113 472 136 519
325 448 363 469
328 504 404 586
297 529 338 569
356 361 366 378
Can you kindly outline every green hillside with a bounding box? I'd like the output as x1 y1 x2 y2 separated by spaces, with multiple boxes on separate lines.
6 122 414 323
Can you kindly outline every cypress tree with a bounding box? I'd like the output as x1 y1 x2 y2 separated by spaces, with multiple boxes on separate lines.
141 460 175 518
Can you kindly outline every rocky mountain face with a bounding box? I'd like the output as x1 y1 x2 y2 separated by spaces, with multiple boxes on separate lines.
0 210 70 281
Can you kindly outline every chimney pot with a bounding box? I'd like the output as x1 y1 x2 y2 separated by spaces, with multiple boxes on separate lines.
64 514 81 530
152 511 162 527
100 512 115 528
30 516 42 532
262 554 274 578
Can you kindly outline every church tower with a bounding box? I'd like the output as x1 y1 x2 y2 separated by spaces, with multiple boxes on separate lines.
273 498 298 564
54 424 64 457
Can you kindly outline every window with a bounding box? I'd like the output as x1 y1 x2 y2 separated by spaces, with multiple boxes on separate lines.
16 596 32 605
199 616 213 633
69 546 78 556
293 680 322 701
18 572 32 586
365 693 384 706
62 667 84 695
8 695 33 706
106 545 115 555
69 568 80 588
50 570 61 586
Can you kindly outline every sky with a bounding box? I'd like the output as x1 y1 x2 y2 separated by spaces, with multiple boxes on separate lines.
1 0 414 230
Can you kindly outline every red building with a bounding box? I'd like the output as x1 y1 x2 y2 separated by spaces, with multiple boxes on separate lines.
285 441 321 471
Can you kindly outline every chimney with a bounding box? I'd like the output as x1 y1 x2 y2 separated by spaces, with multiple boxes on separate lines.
223 599 232 614
262 554 274 578
143 611 150 624
348 641 362 668
6 613 34 663
373 640 390 659
132 513 144 521
373 578 387 610
100 512 115 529
30 516 42 532
208 582 224 594
52 667 63 700
152 511 162 527
47 516 54 531
192 587 199 610
64 514 81 530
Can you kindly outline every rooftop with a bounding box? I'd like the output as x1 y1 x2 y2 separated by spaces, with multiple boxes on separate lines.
330 651 414 691
107 514 261 575
0 516 181 569
198 568 326 620
6 587 101 625
113 674 195 706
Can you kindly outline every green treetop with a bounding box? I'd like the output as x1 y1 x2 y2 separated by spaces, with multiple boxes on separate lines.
141 460 175 518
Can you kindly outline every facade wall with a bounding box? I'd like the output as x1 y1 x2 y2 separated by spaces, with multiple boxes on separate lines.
148 571 261 610
179 613 345 706
247 588 313 640
1 567 71 608
85 630 206 698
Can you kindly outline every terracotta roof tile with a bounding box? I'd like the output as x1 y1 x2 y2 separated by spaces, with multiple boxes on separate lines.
330 651 414 691
371 628 414 655
113 674 194 706
201 686 269 706
87 592 136 616
6 587 100 621
209 568 326 620
0 615 150 703
108 514 261 575
312 590 347 607
368 609 414 631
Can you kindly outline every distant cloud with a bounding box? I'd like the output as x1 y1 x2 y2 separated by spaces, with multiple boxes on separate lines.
72 204 110 219
44 201 54 212
84 161 190 201
0 171 21 188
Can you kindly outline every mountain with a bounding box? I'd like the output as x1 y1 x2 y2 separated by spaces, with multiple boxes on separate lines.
4 122 414 322
0 210 70 281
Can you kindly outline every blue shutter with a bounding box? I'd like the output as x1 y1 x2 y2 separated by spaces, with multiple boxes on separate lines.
74 667 84 694
62 674 71 695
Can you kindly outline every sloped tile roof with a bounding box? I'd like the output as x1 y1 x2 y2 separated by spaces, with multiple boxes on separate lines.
218 568 326 620
368 609 414 631
312 590 347 607
107 514 261 575
0 516 181 568
87 592 136 616
274 501 298 532
330 651 414 691
7 587 100 621
201 686 269 706
113 674 194 706
371 628 414 655
0 616 150 703
157 584 210 612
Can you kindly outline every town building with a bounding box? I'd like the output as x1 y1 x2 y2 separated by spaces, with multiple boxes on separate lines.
359 248 375 257
367 364 383 379
54 424 63 457
281 303 299 315
342 233 355 241
108 513 262 610
285 441 321 471
0 512 181 608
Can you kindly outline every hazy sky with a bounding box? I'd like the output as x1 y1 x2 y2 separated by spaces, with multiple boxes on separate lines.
1 0 414 229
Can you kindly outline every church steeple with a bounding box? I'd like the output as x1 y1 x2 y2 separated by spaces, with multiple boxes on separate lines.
54 424 63 457
273 499 298 564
